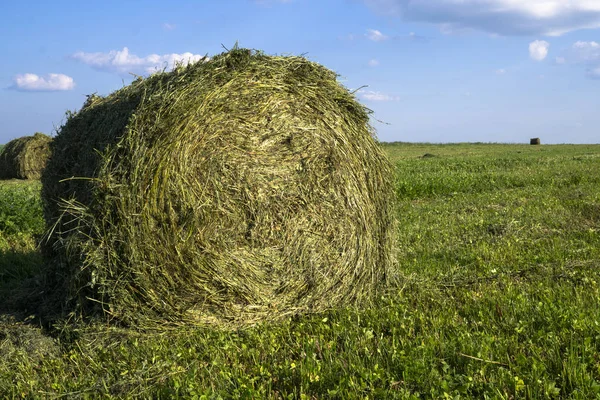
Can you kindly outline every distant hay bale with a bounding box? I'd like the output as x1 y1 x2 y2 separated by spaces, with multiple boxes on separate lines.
420 153 437 159
0 133 52 180
530 138 541 145
41 48 397 327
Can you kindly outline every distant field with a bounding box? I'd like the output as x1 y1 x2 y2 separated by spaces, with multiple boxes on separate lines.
1 143 600 398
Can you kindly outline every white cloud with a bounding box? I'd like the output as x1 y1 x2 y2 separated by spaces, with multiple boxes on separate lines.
368 59 380 67
71 47 207 75
162 23 176 31
555 41 600 65
555 41 600 79
495 68 506 75
406 31 429 41
362 0 600 36
587 67 600 79
359 90 399 101
529 40 550 61
341 30 427 42
366 29 389 42
571 41 600 62
10 73 75 92
575 40 600 48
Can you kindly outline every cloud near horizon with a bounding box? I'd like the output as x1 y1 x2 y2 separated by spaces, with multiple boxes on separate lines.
10 73 75 92
71 47 207 75
362 0 600 36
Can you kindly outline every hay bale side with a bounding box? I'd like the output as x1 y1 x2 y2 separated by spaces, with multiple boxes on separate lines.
41 48 397 327
0 133 52 180
530 138 541 145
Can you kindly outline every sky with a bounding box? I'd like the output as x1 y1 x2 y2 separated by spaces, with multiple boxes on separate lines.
1 0 600 144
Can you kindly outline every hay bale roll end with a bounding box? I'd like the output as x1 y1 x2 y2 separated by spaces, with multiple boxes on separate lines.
41 48 397 327
0 133 52 180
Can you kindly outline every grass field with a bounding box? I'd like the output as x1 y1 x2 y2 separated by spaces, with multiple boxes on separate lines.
1 143 600 398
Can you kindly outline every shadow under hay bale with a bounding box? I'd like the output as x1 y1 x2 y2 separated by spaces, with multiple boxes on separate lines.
0 133 52 180
41 47 397 328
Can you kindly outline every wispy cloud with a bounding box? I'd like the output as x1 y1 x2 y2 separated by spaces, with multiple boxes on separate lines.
406 31 428 41
587 68 600 79
9 73 75 92
571 41 600 62
254 0 293 4
556 41 600 79
71 47 207 75
341 30 427 43
368 59 380 67
366 29 389 42
495 68 506 75
362 0 600 36
338 33 357 41
529 40 550 61
359 90 399 101
162 23 176 31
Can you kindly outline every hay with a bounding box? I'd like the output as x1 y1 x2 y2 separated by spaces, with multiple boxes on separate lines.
41 47 397 327
0 133 52 180
530 138 541 145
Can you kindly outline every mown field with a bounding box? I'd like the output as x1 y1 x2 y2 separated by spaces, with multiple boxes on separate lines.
1 142 600 399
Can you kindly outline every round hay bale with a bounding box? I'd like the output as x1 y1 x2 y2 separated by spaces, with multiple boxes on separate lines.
0 133 52 180
41 48 397 327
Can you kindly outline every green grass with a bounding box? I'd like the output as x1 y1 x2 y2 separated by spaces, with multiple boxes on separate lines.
0 180 45 309
1 143 600 398
0 180 45 235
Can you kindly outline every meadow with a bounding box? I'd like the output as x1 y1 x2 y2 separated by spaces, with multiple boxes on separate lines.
1 142 599 398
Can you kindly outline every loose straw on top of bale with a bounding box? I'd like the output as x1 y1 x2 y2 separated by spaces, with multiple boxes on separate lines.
0 133 52 180
41 47 397 327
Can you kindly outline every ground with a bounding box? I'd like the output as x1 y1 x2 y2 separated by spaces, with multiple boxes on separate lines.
1 142 599 398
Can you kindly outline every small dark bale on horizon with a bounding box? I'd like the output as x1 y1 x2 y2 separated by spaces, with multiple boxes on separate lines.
530 138 541 145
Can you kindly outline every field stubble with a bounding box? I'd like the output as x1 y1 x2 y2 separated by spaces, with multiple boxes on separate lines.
1 143 600 398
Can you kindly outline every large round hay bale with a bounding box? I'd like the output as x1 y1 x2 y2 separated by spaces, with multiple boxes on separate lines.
0 133 52 180
41 48 397 327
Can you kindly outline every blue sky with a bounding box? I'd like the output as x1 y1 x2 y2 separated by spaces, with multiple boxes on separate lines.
1 0 599 144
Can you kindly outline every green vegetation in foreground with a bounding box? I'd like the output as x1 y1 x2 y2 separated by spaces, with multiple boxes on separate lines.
0 180 44 304
1 143 600 398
